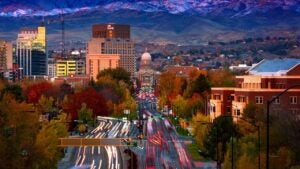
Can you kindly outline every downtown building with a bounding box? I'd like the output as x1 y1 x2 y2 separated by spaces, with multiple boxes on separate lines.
86 24 135 80
16 23 47 78
56 59 85 77
0 40 13 79
209 59 300 121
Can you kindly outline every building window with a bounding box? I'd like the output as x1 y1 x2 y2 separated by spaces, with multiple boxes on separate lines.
290 96 297 104
234 109 241 116
255 96 263 104
227 96 231 101
272 96 280 104
210 105 216 113
213 94 221 100
238 96 246 102
227 107 231 114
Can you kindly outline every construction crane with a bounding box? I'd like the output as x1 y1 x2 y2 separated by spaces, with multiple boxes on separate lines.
47 13 65 58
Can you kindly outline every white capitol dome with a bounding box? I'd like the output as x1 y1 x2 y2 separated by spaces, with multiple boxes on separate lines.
141 52 151 61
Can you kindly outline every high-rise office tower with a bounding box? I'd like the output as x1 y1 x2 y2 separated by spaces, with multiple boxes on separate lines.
0 40 13 71
87 24 135 78
16 23 46 77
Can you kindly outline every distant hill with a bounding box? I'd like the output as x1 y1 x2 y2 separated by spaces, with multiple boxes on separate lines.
0 1 300 47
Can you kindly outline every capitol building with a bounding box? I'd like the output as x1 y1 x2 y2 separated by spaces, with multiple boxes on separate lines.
137 51 155 89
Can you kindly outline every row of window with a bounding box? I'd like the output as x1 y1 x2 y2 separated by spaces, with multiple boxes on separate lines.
213 94 298 104
255 96 297 104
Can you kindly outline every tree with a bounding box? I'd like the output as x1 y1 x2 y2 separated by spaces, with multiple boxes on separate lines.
171 95 188 118
157 72 176 97
187 94 204 116
96 67 132 89
203 116 237 164
36 95 55 115
243 102 264 123
1 84 25 102
208 69 235 87
0 94 40 169
184 74 211 98
93 75 125 103
191 114 210 151
78 103 93 124
64 87 108 121
34 113 69 168
25 82 53 104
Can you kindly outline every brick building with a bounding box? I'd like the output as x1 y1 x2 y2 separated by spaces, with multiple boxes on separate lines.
209 59 300 121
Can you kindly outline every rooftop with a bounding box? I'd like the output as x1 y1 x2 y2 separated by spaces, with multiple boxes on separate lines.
248 58 300 75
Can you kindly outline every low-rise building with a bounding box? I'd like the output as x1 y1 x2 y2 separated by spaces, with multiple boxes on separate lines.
209 59 300 121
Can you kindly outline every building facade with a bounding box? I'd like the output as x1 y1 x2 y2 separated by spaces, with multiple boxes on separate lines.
48 58 56 77
16 23 47 77
209 59 300 121
86 53 120 80
55 59 86 77
87 24 135 78
92 24 130 39
0 40 13 78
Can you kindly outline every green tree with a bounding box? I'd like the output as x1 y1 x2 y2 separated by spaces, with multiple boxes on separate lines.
243 102 264 123
203 116 237 164
171 95 188 118
37 95 55 115
96 67 132 89
191 114 210 151
78 103 93 124
184 74 211 98
1 84 25 102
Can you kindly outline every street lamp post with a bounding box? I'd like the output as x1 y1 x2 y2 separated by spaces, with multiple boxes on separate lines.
266 84 300 169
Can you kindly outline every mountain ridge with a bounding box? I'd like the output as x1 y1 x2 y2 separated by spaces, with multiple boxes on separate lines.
0 0 300 17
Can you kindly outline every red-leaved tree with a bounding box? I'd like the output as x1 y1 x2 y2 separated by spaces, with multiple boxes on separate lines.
64 87 108 121
25 82 53 104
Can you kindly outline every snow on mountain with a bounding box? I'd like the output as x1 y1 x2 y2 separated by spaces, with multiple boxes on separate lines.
0 0 299 17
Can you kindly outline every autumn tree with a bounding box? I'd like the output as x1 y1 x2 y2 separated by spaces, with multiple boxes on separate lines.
0 94 39 169
25 81 53 104
208 69 235 87
64 87 108 121
1 84 25 102
157 72 185 102
34 113 69 168
171 95 188 118
96 67 132 89
36 95 55 115
94 75 125 104
190 114 210 151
